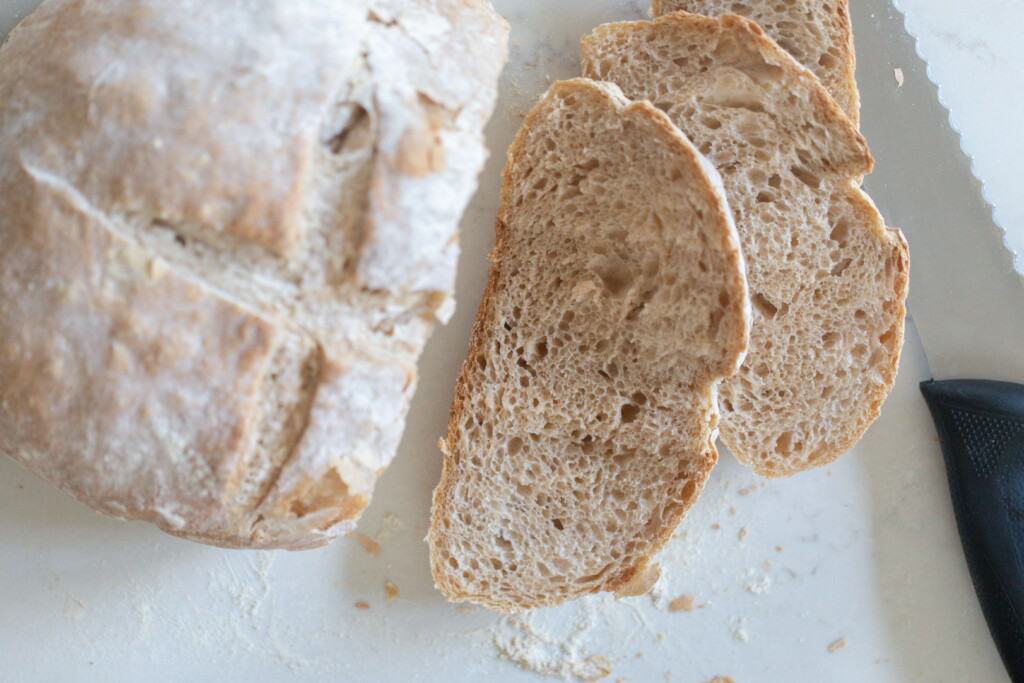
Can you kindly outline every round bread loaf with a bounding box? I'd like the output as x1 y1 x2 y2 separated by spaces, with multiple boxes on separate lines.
0 0 508 548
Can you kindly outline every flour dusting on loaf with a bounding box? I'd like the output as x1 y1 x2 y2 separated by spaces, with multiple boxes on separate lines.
0 0 508 548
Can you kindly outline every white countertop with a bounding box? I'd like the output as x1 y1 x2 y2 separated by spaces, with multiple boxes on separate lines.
1 2 1021 682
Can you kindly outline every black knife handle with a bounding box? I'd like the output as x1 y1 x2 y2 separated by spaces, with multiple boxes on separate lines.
921 380 1024 682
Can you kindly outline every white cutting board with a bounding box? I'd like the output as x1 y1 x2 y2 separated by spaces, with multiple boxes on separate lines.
0 2 1014 681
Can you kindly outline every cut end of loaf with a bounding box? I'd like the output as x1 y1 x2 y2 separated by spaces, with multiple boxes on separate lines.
428 78 748 610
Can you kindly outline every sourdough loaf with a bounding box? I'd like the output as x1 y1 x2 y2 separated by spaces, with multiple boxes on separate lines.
0 0 508 548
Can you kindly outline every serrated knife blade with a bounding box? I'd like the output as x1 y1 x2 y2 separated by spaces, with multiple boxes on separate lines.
853 2 1024 680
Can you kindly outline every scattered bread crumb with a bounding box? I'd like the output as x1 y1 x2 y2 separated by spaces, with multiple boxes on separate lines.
894 67 905 88
728 506 736 516
669 594 697 613
353 533 380 557
828 637 847 653
731 618 750 643
737 527 748 541
737 487 753 497
354 601 370 610
775 545 784 553
384 580 399 601
706 677 735 683
710 523 721 530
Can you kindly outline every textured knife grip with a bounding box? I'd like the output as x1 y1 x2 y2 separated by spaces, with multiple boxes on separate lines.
921 380 1024 682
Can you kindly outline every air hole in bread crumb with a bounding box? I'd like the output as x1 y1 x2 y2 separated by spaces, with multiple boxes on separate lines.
830 220 851 244
508 437 523 455
613 451 636 465
791 165 821 189
751 293 779 319
822 331 840 348
593 258 634 296
831 257 853 276
621 404 641 424
775 431 795 455
552 518 564 531
701 115 722 130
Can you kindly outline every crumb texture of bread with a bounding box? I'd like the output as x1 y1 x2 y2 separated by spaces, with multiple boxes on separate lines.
651 0 859 122
429 78 749 610
582 14 908 476
0 0 508 549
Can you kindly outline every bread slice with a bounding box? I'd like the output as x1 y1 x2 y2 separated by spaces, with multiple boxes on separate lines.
429 78 749 610
582 14 908 477
651 0 860 123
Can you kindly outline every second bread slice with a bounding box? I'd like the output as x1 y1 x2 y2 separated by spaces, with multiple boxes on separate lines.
429 78 749 611
582 13 909 477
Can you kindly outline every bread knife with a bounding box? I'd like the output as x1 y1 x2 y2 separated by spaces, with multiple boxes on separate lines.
853 2 1024 680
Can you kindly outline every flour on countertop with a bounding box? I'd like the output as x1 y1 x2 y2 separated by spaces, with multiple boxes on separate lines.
486 592 658 681
208 551 276 618
491 611 613 681
376 512 404 543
